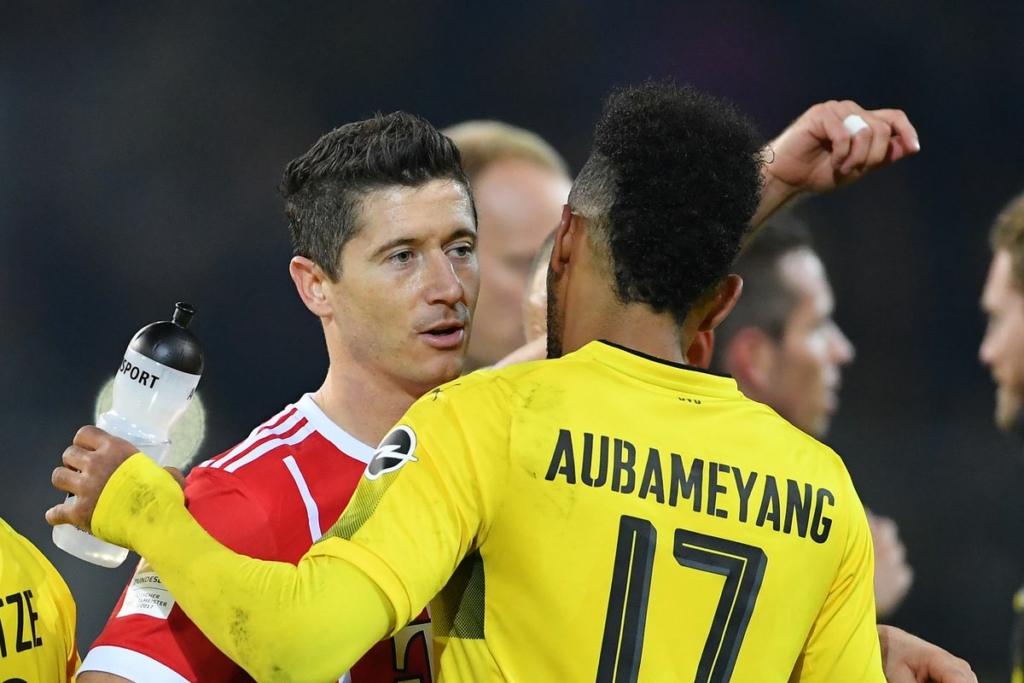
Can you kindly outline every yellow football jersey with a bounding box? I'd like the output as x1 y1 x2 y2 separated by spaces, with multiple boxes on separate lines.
321 340 883 681
91 340 883 682
0 516 79 682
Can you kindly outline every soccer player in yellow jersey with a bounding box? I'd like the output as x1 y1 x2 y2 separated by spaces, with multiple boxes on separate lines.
47 83 976 682
0 515 79 682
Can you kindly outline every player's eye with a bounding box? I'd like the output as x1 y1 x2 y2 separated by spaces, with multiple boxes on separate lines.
389 250 415 265
448 242 475 258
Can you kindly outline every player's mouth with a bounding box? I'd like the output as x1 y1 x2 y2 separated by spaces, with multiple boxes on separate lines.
419 322 466 350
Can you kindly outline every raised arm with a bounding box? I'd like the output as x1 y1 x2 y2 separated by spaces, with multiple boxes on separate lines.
751 100 920 231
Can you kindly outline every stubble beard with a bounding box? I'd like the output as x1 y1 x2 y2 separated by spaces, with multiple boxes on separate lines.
545 265 563 360
995 385 1024 435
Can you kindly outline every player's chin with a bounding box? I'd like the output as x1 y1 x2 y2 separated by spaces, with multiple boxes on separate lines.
417 348 467 383
995 388 1024 433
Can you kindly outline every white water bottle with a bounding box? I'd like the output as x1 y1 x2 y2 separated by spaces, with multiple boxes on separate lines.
53 302 204 567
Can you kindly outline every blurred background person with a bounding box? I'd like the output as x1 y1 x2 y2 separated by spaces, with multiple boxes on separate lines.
978 192 1024 682
0 515 79 682
443 121 572 370
712 215 914 619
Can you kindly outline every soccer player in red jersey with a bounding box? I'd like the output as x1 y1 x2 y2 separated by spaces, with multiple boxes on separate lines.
77 112 478 683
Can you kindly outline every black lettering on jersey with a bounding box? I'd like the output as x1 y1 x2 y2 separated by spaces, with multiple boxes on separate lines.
541 430 841 547
582 434 609 488
669 454 703 512
0 594 6 658
638 448 665 504
545 429 577 484
733 467 758 523
756 475 781 531
24 591 41 648
708 463 730 519
810 488 835 544
784 480 813 538
366 426 418 481
2 592 34 654
611 438 636 494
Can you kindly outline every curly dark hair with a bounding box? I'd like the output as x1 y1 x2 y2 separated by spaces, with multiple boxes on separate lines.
281 112 474 280
568 80 765 324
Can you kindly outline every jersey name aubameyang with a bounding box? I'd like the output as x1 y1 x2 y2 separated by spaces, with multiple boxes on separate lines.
544 429 835 544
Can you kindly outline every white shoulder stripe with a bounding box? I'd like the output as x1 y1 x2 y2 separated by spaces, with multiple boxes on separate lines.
295 394 375 464
201 408 304 470
80 645 191 683
283 455 322 542
223 423 316 473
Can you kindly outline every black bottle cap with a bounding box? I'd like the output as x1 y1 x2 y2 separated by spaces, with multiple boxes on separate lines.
128 302 205 375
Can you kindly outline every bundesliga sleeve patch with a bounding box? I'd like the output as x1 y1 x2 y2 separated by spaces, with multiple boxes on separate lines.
117 558 176 619
366 425 418 480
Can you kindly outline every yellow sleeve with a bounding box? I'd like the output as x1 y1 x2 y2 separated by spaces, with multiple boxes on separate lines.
320 381 509 631
92 454 395 683
789 471 885 682
91 380 507 683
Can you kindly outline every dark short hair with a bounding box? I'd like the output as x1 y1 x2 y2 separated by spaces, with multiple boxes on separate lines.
711 215 814 371
281 112 474 279
568 80 765 324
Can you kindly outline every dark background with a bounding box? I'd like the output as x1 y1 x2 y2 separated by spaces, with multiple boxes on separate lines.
2 2 1023 679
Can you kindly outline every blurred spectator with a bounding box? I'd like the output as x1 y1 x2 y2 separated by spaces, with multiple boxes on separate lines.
979 192 1024 681
443 121 571 370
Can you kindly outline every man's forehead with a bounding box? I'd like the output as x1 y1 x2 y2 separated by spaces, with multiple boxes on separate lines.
358 181 475 233
779 248 834 309
983 250 1024 308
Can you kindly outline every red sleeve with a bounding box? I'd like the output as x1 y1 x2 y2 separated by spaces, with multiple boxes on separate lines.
82 467 278 683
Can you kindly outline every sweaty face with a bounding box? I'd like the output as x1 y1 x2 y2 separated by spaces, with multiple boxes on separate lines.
980 250 1024 432
324 180 479 396
765 249 855 439
467 158 571 368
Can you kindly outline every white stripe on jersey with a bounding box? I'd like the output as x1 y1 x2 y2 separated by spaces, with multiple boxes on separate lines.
223 422 315 473
282 455 322 542
200 407 303 470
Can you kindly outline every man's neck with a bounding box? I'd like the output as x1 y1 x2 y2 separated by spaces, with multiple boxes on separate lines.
311 365 426 448
563 288 692 366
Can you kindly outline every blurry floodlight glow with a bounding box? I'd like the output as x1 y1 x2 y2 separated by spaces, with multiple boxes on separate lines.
93 376 207 470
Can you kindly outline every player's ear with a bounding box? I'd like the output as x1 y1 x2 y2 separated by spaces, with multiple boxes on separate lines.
549 205 574 276
723 326 776 393
684 330 715 369
289 257 333 318
698 274 743 332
